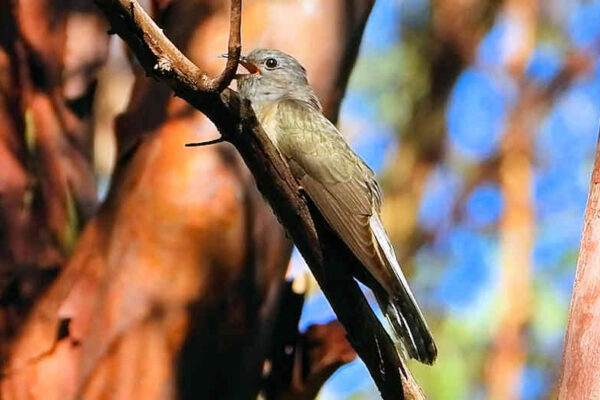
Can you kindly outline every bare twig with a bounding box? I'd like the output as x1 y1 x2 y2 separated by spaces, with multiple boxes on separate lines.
94 1 422 398
185 137 225 147
206 0 241 92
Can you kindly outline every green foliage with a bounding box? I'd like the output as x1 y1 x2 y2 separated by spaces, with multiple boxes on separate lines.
349 44 430 133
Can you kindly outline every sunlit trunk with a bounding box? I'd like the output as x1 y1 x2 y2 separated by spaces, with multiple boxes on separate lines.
559 131 600 399
485 1 537 399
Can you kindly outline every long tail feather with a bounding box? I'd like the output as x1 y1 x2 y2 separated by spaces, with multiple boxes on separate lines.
384 296 437 364
371 215 438 365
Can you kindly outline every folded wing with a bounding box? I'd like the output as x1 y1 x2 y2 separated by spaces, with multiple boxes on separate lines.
270 100 437 364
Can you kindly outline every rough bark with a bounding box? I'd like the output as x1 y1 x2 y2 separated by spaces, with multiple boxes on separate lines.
559 137 600 396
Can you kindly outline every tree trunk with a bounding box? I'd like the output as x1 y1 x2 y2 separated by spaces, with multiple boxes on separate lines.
559 131 600 398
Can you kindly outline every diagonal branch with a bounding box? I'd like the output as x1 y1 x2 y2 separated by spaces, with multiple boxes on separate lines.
94 1 424 399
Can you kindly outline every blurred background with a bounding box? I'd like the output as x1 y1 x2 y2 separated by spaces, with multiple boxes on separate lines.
305 0 599 398
0 0 598 399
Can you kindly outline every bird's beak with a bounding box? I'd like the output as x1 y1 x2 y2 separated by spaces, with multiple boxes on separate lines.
220 53 259 76
239 58 259 75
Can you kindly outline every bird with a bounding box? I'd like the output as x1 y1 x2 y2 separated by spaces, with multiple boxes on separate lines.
235 48 437 365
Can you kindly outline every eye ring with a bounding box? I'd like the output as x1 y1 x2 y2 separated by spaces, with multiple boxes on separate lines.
265 58 278 69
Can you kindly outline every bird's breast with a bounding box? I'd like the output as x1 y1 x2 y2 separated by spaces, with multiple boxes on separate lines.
254 101 282 148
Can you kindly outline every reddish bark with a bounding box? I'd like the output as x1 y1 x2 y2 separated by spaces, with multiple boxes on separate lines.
1 0 371 398
559 133 600 398
0 0 108 358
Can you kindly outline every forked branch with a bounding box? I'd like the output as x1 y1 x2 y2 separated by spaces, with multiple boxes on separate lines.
95 0 240 94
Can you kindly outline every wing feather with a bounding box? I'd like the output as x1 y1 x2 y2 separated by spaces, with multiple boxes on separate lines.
300 174 391 288
273 100 391 290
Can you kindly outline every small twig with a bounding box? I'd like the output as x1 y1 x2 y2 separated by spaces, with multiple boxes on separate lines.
205 0 241 92
185 137 225 147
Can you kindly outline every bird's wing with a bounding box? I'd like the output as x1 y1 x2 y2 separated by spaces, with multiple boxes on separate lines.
272 100 391 291
271 100 437 364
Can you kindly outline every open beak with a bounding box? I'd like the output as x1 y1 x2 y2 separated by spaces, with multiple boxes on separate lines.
220 53 259 76
239 58 259 75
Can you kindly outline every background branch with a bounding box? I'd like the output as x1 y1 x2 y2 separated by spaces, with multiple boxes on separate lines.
94 0 423 398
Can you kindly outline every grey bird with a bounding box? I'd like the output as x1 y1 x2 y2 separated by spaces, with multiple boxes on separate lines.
236 48 437 365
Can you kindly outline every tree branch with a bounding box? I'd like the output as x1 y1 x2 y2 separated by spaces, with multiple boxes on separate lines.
94 1 423 398
94 0 240 94
207 0 241 92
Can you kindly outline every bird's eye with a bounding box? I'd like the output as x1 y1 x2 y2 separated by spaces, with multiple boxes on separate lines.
265 58 278 69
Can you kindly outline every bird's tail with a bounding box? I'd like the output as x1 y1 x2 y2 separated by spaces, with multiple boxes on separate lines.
370 215 438 365
378 294 437 364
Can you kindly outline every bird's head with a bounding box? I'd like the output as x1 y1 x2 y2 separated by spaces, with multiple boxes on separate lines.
234 48 320 110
